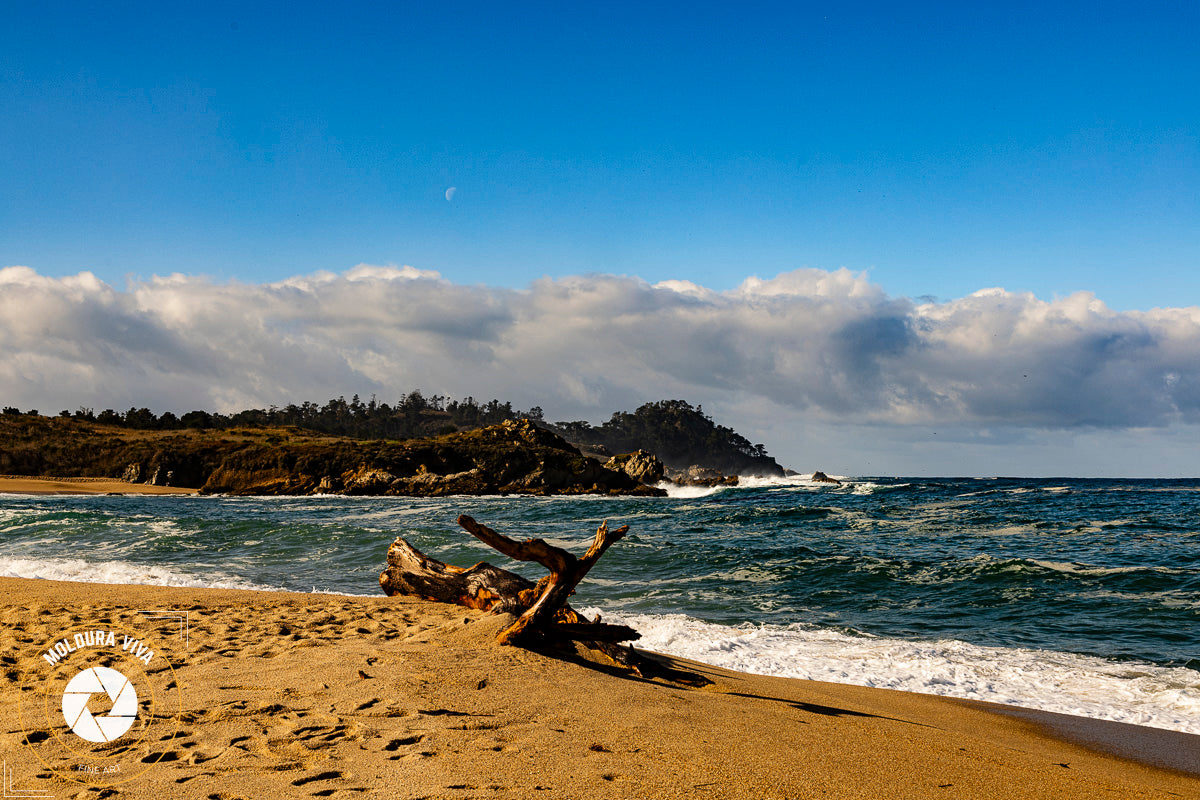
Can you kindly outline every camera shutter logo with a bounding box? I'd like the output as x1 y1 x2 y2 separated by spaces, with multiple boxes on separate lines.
60 666 139 743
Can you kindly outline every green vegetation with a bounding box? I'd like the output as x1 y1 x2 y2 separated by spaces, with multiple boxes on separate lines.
52 393 536 439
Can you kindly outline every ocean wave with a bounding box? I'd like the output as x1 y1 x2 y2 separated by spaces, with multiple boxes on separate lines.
655 482 728 499
0 555 387 597
876 554 1189 587
656 474 890 499
738 474 842 489
1027 559 1189 577
588 609 1200 734
0 556 278 591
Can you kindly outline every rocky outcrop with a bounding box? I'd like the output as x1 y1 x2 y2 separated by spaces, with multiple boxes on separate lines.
200 463 311 495
198 419 667 497
664 465 739 488
342 467 399 494
147 466 174 486
811 471 841 485
120 451 202 487
387 467 483 496
604 450 665 485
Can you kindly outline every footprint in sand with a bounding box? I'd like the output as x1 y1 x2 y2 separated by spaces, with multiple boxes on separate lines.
287 720 368 750
383 734 425 751
375 732 435 761
290 769 344 786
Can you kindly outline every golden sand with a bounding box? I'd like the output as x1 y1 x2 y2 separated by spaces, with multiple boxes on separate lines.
0 476 197 495
1 577 1196 799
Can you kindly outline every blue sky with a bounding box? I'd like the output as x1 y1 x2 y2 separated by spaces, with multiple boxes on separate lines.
3 2 1199 474
5 2 1196 305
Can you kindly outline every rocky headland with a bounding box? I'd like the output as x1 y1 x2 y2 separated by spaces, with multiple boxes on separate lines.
0 414 668 497
0 400 790 496
201 419 666 496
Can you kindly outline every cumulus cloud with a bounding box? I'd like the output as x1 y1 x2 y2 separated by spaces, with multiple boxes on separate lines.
2 263 1200 437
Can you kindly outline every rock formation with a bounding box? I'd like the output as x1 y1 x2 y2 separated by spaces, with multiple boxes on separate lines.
664 465 739 487
604 450 665 485
200 418 667 497
342 467 400 494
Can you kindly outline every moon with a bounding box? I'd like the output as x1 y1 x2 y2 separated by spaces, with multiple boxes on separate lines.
445 186 457 202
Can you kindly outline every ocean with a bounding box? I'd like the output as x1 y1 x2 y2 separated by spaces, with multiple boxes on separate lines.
2 476 1197 733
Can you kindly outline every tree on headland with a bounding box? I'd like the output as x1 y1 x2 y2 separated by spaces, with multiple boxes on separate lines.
9 394 536 439
542 400 782 476
96 409 122 426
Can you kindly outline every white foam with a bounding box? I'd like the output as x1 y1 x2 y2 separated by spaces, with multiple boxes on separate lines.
0 556 386 597
655 472 872 498
0 556 277 591
1028 559 1187 577
587 610 1200 734
655 482 725 498
737 474 816 488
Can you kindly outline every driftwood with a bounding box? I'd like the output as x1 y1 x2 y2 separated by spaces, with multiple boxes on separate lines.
380 514 639 648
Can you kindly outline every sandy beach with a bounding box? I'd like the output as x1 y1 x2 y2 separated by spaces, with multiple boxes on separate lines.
1 577 1196 799
0 476 198 495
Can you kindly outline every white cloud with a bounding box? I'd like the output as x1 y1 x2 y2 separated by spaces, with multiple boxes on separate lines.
4 263 1200 473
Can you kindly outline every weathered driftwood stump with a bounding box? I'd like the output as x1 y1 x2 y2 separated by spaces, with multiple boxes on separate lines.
380 514 639 648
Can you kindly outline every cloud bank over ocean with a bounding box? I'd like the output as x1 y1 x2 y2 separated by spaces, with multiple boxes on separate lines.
4 263 1200 474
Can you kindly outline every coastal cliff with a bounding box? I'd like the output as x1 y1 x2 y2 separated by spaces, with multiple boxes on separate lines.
0 414 665 497
200 419 665 496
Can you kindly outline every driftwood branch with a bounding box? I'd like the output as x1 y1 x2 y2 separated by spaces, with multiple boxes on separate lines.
379 515 636 647
377 537 542 614
455 515 576 573
456 515 629 645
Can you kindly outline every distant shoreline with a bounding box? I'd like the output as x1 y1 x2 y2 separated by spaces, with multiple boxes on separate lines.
0 475 198 495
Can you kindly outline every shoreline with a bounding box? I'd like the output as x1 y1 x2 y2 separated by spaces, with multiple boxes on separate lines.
0 474 198 495
1 576 1196 798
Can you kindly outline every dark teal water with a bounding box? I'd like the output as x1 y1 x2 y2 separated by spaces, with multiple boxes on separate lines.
2 477 1198 730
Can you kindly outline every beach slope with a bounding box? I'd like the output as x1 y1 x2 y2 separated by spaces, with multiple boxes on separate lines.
1 577 1195 799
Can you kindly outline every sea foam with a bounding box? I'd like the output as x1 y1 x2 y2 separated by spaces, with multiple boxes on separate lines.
656 473 860 498
589 609 1200 734
0 556 276 592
